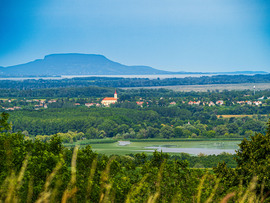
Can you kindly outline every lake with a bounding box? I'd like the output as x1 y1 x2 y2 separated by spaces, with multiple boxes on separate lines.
0 74 213 80
89 140 241 156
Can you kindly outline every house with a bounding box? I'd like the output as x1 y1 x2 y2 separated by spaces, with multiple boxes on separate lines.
237 101 245 105
194 101 200 105
5 108 14 111
208 101 215 106
48 100 57 103
216 100 224 105
136 101 144 107
85 103 95 107
253 101 262 106
101 90 118 106
246 101 252 105
188 101 200 105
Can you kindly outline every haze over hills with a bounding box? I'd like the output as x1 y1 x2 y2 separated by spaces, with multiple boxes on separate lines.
0 53 267 77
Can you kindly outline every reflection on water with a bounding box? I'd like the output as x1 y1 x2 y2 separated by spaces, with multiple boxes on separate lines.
0 74 213 81
152 144 180 148
144 147 236 155
143 141 240 155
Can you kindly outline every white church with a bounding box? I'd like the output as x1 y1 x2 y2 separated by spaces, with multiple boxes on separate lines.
101 90 118 106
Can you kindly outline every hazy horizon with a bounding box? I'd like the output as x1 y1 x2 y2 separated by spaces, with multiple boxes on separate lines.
1 0 270 72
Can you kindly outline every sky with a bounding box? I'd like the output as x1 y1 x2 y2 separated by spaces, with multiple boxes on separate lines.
0 0 270 72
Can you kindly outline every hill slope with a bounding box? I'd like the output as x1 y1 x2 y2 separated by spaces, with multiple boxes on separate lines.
0 53 171 76
0 53 267 76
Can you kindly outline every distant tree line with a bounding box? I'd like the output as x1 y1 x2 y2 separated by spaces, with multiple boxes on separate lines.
8 107 268 140
0 74 269 89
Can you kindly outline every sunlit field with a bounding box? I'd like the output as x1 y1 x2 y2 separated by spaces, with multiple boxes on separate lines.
123 83 270 92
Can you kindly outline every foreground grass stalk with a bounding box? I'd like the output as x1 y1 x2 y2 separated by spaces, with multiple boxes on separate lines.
196 174 207 203
220 192 235 203
50 178 63 202
6 154 30 203
239 176 258 203
147 161 166 203
86 157 98 202
61 146 78 203
125 174 149 203
99 156 116 203
206 178 220 203
36 160 63 203
26 177 34 203
260 178 265 201
5 173 16 203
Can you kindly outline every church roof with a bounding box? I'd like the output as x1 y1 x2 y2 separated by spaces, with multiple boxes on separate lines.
102 97 117 101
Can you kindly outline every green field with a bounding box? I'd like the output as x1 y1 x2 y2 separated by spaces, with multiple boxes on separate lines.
67 140 241 156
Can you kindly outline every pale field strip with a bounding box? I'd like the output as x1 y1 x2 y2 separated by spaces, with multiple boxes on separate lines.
217 115 268 118
122 83 270 92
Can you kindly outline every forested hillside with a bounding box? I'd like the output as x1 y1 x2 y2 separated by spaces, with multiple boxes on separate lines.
8 107 268 141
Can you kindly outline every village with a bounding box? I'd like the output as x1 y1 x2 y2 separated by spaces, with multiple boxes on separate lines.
0 90 269 111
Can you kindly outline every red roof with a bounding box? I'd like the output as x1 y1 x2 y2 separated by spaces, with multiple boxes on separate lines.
102 97 117 101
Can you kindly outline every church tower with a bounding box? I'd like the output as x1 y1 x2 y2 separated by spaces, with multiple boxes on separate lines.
114 90 117 99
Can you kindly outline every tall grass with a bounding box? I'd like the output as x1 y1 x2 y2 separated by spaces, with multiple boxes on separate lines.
1 154 30 203
61 146 78 203
0 150 268 203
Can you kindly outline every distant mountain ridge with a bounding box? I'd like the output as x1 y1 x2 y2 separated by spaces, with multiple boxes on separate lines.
0 53 268 76
0 54 171 76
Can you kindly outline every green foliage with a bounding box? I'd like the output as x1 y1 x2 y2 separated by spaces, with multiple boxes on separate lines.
0 122 269 202
7 106 268 141
214 120 270 194
0 74 270 90
0 112 11 132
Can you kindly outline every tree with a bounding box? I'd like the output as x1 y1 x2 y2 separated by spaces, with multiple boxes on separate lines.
98 120 117 137
0 112 11 132
214 125 228 136
205 130 216 138
160 125 174 139
234 120 270 188
214 120 270 194
174 126 184 138
227 123 238 134
242 120 264 133
146 126 159 138
86 127 99 139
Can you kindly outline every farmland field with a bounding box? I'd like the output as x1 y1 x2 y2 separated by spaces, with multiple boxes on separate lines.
123 82 270 92
217 114 268 118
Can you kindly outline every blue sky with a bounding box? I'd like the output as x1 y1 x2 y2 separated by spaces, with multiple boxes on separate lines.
0 0 269 72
